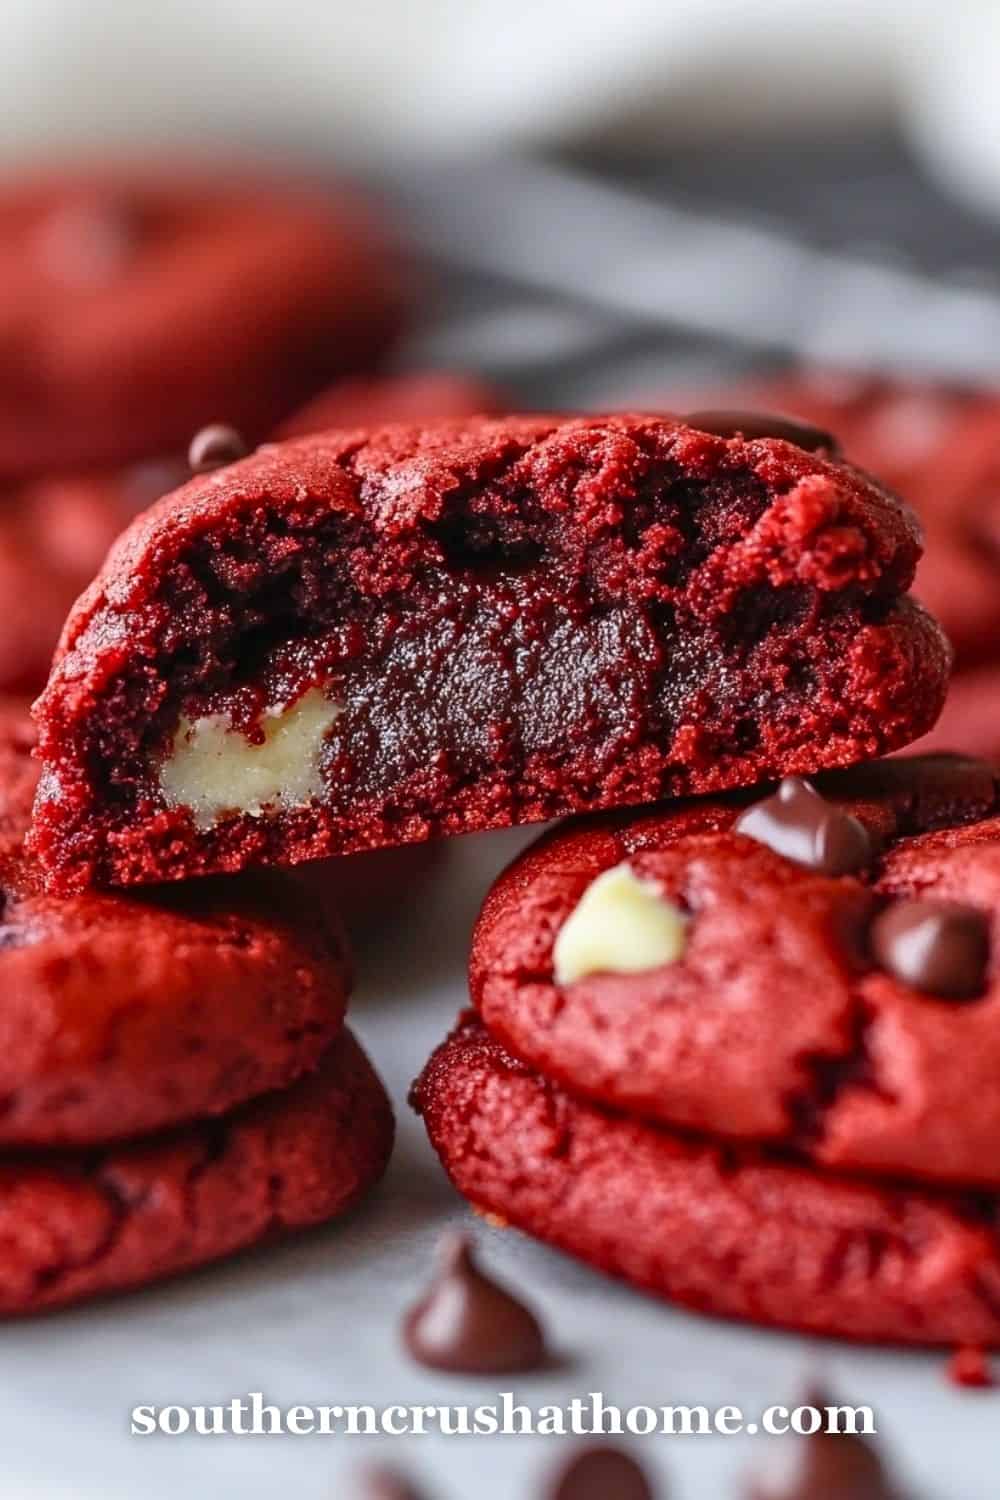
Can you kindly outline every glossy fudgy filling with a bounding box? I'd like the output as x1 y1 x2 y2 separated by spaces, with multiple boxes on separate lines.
123 543 876 837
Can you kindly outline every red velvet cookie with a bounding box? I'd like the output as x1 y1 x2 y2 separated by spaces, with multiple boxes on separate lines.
29 413 949 893
0 1029 393 1315
0 701 350 1147
414 1016 1000 1348
0 165 402 476
278 371 503 438
472 753 1000 1191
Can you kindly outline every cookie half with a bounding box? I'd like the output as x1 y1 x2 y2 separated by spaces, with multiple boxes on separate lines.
0 702 350 1146
472 753 1000 1190
30 413 949 892
0 1030 392 1315
415 1017 1000 1348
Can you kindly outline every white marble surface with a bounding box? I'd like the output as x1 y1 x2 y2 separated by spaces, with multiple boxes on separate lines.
1 825 994 1499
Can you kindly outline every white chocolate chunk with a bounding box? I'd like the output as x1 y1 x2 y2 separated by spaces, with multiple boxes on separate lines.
552 862 687 985
159 688 342 830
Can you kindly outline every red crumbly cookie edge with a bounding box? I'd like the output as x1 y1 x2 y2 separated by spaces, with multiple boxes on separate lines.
0 1029 393 1315
413 1016 1000 1349
29 414 950 893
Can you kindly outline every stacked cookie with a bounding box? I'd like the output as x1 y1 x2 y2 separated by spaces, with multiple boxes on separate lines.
0 701 393 1313
14 402 976 1344
416 756 1000 1346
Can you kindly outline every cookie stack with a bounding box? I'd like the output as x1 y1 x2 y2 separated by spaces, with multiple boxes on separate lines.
16 399 985 1343
0 700 393 1313
417 756 1000 1346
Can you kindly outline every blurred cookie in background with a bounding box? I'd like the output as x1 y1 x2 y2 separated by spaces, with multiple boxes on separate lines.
0 460 188 692
905 665 1000 762
278 370 505 438
0 163 405 476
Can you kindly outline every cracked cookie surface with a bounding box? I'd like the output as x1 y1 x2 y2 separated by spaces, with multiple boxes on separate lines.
471 753 1000 1190
0 701 350 1146
414 1016 1000 1347
0 1029 392 1315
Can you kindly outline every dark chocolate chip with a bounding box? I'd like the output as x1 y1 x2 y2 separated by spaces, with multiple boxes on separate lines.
684 409 841 455
735 777 872 876
352 1463 430 1500
870 898 990 999
37 199 140 287
549 1446 655 1500
188 424 249 474
403 1233 547 1374
748 1428 894 1500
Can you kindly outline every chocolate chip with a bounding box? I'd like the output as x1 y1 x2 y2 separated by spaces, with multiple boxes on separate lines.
549 1446 655 1500
352 1464 430 1500
735 777 872 876
749 1428 894 1500
403 1233 547 1374
870 898 990 999
684 409 841 455
188 424 249 474
37 199 140 287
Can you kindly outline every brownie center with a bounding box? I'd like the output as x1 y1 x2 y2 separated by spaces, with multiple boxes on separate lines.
154 572 667 828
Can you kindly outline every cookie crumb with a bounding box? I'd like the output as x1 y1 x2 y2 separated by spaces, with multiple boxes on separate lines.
948 1346 995 1388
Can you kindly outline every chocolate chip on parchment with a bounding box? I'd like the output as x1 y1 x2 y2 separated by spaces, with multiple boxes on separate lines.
403 1233 547 1375
549 1446 656 1500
